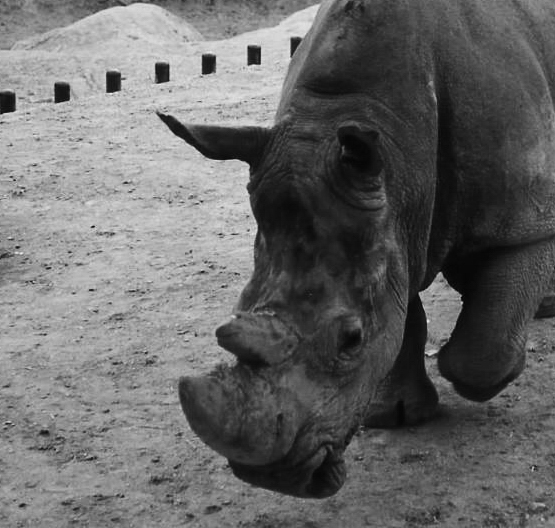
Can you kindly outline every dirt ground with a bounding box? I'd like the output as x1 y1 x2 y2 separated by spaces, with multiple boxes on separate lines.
1 2 555 527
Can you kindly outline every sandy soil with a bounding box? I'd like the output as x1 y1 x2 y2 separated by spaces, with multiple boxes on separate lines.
1 3 555 527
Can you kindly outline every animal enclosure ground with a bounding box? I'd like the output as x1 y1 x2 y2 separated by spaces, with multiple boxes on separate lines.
1 3 555 527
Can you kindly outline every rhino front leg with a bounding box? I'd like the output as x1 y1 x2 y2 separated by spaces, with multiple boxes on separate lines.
439 238 555 402
365 296 439 427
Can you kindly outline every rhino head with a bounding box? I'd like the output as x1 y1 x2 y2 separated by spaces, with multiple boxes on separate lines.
158 110 412 498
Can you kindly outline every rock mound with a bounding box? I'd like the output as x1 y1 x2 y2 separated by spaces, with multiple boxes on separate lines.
11 3 202 53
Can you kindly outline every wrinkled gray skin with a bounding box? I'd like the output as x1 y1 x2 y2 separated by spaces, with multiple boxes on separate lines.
158 0 555 498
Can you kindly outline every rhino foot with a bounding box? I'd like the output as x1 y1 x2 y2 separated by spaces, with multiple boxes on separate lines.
438 343 526 403
364 295 439 428
364 373 439 428
535 292 555 318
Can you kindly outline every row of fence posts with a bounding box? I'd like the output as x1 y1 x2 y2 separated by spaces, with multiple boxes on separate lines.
0 36 303 114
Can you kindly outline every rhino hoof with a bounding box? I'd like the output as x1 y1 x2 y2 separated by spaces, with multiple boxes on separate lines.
535 293 555 318
364 384 439 428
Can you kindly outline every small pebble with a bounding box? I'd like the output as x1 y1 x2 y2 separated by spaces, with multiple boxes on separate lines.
530 502 548 514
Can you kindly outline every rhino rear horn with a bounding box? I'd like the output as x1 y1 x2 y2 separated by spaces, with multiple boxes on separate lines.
157 111 270 165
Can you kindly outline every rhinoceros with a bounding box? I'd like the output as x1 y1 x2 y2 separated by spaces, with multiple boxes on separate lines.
158 0 555 498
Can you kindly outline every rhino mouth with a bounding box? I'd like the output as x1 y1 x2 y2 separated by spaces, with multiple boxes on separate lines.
228 443 347 499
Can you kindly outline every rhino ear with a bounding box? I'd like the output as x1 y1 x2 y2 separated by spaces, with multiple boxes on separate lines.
157 111 270 165
337 123 383 177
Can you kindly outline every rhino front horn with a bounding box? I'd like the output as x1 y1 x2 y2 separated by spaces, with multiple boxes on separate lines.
178 371 299 466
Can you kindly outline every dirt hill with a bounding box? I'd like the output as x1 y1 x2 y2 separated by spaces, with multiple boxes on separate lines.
11 3 203 53
0 0 318 49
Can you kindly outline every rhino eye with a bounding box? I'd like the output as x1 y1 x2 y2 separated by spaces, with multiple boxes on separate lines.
338 326 362 352
336 316 363 359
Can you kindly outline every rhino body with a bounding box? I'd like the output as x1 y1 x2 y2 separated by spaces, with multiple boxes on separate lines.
159 0 555 498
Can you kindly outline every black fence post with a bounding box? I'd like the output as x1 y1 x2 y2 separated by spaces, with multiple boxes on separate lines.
202 53 217 75
290 36 302 57
106 70 121 93
0 90 16 114
155 62 170 83
247 45 261 65
54 82 70 103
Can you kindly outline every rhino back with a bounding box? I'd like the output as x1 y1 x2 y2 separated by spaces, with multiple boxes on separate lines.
432 0 555 252
278 0 555 272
